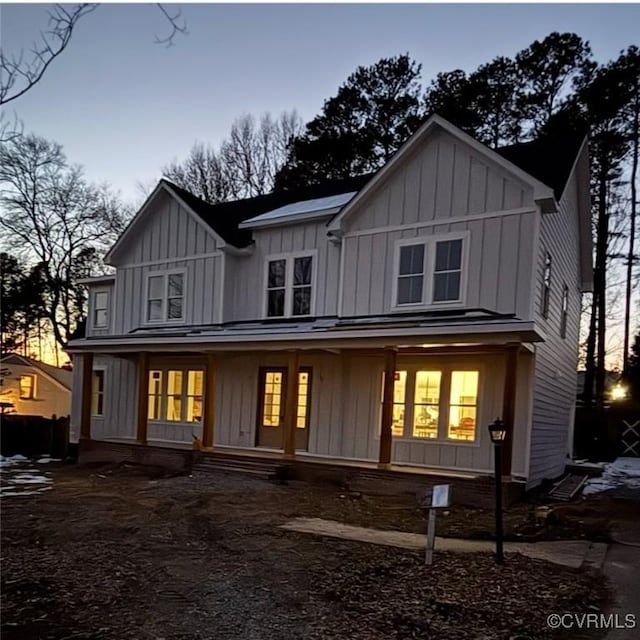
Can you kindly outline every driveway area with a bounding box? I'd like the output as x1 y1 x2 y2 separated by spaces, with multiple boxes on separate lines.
1 460 611 640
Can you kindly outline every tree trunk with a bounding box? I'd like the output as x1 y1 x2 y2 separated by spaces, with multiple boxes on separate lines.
594 170 609 408
583 292 598 407
623 85 639 374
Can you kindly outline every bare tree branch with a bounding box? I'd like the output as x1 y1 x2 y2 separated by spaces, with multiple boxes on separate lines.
0 4 98 106
154 3 188 47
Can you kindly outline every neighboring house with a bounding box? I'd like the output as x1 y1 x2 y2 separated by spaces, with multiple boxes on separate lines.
67 114 592 489
0 353 72 417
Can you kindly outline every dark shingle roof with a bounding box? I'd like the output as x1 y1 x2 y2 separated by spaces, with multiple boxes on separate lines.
162 174 374 248
496 134 585 201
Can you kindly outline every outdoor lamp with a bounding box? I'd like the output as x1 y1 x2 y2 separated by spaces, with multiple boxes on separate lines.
488 417 507 444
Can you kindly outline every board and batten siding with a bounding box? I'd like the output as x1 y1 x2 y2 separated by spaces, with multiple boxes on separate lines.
340 129 537 319
89 355 137 441
106 191 222 334
528 163 583 486
226 221 341 321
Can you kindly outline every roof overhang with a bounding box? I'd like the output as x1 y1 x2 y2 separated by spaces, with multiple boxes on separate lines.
104 181 226 265
66 320 542 354
77 274 116 285
327 114 557 236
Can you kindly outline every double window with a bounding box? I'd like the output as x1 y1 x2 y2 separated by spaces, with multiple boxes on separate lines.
147 369 203 424
146 271 185 323
383 368 480 442
265 254 314 318
394 235 466 307
93 291 109 328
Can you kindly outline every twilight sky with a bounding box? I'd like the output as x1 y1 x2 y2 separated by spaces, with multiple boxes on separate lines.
2 2 640 204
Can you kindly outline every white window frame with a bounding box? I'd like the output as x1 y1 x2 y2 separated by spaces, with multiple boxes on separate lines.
91 367 106 417
391 232 469 311
144 269 186 325
379 362 483 446
262 251 317 319
92 289 110 330
147 366 205 425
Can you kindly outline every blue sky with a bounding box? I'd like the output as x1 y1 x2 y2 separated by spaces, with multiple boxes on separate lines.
3 2 640 203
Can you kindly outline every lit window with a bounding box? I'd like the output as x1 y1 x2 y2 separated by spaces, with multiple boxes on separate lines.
94 292 108 328
166 370 183 421
265 255 314 318
19 375 35 400
413 371 441 439
148 370 163 420
381 370 406 436
433 239 462 302
560 284 569 338
186 370 203 423
448 371 479 441
146 272 184 322
92 370 105 416
263 371 283 426
397 245 425 305
296 371 311 429
541 253 552 318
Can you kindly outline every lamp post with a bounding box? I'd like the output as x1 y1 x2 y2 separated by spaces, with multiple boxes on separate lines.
488 417 508 564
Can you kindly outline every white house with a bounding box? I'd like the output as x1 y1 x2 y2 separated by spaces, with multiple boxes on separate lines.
1 353 72 417
67 115 592 490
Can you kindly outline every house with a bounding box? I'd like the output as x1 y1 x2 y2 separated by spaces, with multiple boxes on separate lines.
67 114 592 492
0 353 72 417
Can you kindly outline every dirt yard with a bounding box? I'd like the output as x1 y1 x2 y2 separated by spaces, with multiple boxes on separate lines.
1 460 610 640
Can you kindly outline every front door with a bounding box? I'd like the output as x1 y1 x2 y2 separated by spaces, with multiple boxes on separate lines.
257 368 311 450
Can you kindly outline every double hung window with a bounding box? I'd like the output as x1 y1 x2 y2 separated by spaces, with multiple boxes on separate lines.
265 254 315 318
146 271 185 323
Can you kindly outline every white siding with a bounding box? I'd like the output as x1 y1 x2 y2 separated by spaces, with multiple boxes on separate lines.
528 159 584 485
339 130 537 319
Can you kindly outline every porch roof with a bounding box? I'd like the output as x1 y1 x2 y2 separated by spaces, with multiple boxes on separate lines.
67 312 543 353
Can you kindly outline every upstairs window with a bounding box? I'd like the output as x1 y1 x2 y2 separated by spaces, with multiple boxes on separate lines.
93 291 109 328
560 284 569 338
265 254 314 318
433 239 463 302
19 374 35 400
397 245 425 305
541 252 552 318
146 271 185 323
394 234 466 309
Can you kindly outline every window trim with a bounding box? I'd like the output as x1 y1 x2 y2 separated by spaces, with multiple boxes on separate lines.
147 366 205 425
92 289 110 330
19 374 36 400
91 367 106 417
391 232 469 311
379 362 483 446
143 268 187 325
560 283 569 338
262 250 318 319
541 251 552 319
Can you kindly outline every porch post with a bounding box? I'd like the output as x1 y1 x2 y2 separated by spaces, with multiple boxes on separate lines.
80 352 94 440
202 353 216 449
378 347 397 469
283 350 300 458
136 352 149 445
501 344 519 478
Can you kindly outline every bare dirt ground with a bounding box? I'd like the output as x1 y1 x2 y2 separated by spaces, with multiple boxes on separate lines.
1 461 610 640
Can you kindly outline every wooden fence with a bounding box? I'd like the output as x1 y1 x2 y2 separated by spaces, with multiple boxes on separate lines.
1 414 70 459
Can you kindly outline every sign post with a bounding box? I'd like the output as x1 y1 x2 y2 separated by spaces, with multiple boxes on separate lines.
417 484 451 565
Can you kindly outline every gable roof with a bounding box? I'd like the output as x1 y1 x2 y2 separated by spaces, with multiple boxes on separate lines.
495 134 585 201
329 115 567 234
163 174 374 247
1 354 72 391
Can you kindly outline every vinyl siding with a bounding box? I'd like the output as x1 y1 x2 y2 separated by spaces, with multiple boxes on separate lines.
528 158 584 485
